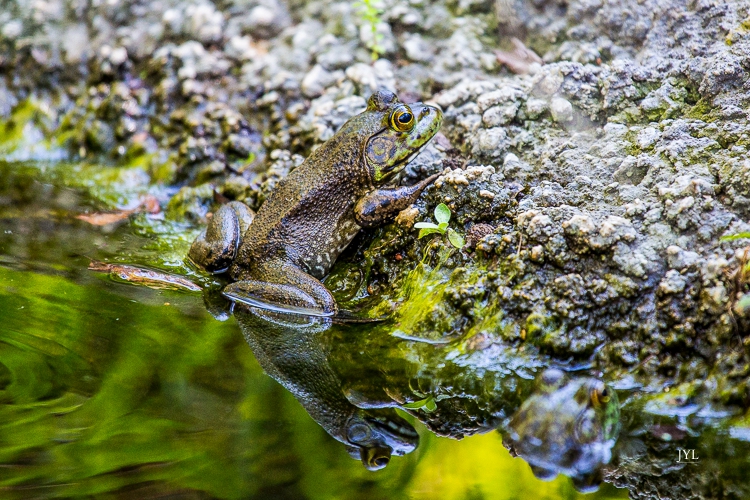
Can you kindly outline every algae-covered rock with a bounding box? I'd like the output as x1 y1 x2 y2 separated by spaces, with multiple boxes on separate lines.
165 184 214 222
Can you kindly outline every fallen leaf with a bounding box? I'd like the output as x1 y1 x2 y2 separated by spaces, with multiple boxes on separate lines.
76 210 133 226
76 194 162 225
139 194 161 214
495 37 543 75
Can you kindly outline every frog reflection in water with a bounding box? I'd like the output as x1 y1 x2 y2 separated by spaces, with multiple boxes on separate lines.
232 301 620 477
233 305 419 470
188 90 443 317
504 369 620 493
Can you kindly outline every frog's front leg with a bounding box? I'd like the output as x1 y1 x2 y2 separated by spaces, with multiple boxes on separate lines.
188 201 254 273
223 260 337 317
354 173 439 228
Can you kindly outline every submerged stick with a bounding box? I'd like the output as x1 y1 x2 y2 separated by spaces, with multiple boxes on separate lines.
88 260 202 292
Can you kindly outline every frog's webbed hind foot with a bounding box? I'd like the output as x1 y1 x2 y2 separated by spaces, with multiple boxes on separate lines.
223 262 337 317
223 280 335 317
188 201 254 273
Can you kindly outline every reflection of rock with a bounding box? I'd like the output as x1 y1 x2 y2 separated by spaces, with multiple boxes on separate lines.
219 288 750 497
326 319 620 491
503 369 620 493
233 306 418 471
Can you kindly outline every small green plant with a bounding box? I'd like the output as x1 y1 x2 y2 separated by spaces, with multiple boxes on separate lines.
403 395 437 413
722 233 750 241
354 0 385 60
414 203 465 249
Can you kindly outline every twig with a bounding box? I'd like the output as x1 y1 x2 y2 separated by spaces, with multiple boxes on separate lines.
516 232 523 257
629 353 655 374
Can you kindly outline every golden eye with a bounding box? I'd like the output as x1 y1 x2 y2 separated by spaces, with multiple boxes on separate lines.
590 386 610 407
390 107 415 132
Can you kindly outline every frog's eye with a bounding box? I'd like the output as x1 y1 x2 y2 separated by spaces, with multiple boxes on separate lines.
390 106 415 132
590 385 611 407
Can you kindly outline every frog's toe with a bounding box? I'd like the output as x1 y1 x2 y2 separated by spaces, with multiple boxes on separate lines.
223 280 336 317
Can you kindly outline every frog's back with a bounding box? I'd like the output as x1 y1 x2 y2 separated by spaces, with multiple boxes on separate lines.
234 125 372 278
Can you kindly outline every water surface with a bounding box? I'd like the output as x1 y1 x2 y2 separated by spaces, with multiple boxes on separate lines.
2 161 747 499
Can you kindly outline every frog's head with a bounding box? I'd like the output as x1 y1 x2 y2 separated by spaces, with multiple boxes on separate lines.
343 409 419 471
504 369 620 492
358 89 443 185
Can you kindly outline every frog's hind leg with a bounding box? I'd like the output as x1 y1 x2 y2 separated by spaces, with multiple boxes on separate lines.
188 201 254 273
223 261 337 317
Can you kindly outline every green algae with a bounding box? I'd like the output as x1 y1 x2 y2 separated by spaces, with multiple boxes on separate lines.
685 98 722 123
0 100 38 152
386 245 458 342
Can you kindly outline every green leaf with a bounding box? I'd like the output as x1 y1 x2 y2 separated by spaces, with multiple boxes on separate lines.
721 232 750 241
403 396 437 413
418 227 442 239
434 203 451 224
403 397 429 409
423 398 437 412
437 221 449 232
447 228 465 249
414 222 439 229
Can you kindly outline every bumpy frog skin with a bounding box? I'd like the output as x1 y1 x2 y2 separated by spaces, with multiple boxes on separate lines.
188 90 443 316
504 369 620 493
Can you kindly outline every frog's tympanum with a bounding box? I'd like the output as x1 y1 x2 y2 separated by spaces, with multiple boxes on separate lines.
234 306 419 470
503 369 620 493
189 90 443 317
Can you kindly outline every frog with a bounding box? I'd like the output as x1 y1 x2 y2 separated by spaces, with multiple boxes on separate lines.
188 89 443 317
503 369 620 493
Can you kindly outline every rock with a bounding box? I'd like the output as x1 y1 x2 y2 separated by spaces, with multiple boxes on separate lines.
342 60 396 94
523 97 548 119
473 127 508 156
1 20 22 39
482 103 519 127
476 87 525 112
224 36 262 62
636 126 660 149
301 65 342 98
465 223 495 249
549 97 574 122
109 47 128 66
658 270 688 295
402 33 433 62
